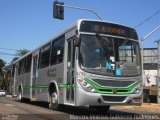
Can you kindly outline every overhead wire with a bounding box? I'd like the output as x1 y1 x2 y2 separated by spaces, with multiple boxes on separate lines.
134 9 160 29
0 52 18 56
0 47 17 51
0 47 18 58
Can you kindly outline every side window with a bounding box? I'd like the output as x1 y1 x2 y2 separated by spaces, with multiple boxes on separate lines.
12 64 15 77
18 61 21 75
18 59 25 75
22 59 26 74
39 43 51 69
26 55 32 73
51 36 65 65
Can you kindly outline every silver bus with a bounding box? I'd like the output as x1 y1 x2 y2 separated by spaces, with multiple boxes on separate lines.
12 19 142 112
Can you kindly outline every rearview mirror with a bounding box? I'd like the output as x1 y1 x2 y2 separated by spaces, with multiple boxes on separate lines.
74 36 81 47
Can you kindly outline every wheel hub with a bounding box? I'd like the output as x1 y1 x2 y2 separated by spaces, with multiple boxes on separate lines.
52 92 57 104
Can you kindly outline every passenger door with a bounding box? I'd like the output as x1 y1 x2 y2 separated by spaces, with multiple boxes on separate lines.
13 63 19 96
66 38 75 104
31 51 39 100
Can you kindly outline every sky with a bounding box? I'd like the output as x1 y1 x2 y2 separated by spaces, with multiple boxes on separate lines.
0 0 160 64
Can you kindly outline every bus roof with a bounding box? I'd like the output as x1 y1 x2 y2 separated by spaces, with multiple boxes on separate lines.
13 19 138 64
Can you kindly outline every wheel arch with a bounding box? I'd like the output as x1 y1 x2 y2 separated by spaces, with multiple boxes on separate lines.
18 84 23 99
48 80 59 103
18 84 23 95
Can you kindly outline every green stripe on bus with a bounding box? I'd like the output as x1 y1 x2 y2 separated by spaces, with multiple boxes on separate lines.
13 83 76 89
12 85 48 89
58 84 68 88
58 83 76 88
84 77 140 95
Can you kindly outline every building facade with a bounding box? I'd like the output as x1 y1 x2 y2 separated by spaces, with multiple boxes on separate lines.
143 48 157 86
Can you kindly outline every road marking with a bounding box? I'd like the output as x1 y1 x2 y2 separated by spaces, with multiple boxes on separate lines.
5 104 15 107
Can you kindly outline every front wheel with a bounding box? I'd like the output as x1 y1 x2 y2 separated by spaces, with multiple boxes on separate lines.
49 91 61 110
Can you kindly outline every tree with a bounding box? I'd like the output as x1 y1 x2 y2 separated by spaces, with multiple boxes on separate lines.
11 57 19 63
0 59 6 90
3 65 12 93
0 59 5 68
16 49 30 57
11 49 30 63
0 49 30 92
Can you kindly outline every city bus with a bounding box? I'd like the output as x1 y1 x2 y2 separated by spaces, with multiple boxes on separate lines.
12 19 142 112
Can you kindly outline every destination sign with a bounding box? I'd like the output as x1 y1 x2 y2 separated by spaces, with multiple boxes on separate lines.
80 21 138 40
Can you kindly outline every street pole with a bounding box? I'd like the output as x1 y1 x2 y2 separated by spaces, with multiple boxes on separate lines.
57 3 104 21
141 24 160 103
156 39 160 104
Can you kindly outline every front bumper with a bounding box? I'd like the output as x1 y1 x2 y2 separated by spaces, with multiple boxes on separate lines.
75 87 142 106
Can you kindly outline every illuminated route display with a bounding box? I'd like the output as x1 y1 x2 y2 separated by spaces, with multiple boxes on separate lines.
80 21 138 40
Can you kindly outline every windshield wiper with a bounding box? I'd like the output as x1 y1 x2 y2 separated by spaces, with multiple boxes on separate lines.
119 38 129 49
95 34 109 50
119 60 127 66
81 65 102 70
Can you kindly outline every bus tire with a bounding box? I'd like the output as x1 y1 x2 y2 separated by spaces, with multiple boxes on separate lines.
19 87 29 102
18 89 24 102
18 86 22 100
19 90 22 100
50 91 60 110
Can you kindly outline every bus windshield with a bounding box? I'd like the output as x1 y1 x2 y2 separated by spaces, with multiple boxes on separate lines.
79 34 141 76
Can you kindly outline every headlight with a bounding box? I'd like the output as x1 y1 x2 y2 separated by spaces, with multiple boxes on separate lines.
77 78 96 93
132 87 141 94
131 84 142 94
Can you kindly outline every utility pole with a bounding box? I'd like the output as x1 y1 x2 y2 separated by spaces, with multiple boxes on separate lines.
156 39 160 104
141 25 160 103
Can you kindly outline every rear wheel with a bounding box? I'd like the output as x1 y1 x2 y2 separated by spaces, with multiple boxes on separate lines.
18 87 30 103
50 91 61 110
18 88 24 102
19 90 22 100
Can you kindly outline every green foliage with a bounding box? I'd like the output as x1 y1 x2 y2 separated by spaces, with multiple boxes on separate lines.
16 49 30 57
0 59 6 68
11 49 30 63
0 48 30 92
0 58 6 90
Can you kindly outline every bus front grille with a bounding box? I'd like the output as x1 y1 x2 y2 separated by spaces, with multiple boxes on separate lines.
98 89 129 94
102 96 126 102
92 79 135 87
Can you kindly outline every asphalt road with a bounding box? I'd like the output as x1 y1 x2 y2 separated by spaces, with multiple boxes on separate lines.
0 96 159 120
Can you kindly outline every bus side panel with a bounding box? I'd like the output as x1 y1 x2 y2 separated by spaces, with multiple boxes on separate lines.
15 75 22 97
23 72 31 99
36 63 64 102
14 72 31 100
13 64 19 97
